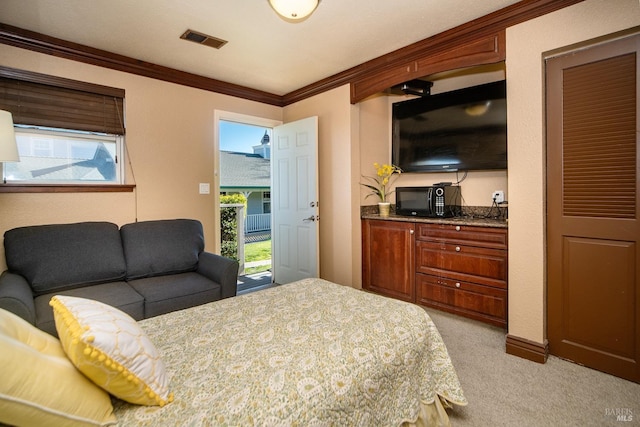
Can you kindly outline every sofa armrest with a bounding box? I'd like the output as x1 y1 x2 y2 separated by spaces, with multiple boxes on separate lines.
0 271 36 325
197 252 239 299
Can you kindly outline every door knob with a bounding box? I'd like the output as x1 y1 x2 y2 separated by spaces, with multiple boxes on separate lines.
303 215 317 222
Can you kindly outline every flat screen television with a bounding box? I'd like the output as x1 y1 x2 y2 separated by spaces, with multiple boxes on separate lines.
392 80 507 173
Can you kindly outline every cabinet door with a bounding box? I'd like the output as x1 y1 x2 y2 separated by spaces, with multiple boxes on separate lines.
362 219 415 302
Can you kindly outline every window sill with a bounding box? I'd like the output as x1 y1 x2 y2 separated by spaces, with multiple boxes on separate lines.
0 184 135 193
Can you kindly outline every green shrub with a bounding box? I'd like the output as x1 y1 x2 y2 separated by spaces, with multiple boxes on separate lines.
220 193 247 262
221 193 246 205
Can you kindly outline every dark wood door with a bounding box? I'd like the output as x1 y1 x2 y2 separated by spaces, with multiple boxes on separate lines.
362 219 415 302
546 33 639 383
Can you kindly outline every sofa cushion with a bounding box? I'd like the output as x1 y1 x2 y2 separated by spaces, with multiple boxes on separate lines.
4 222 127 296
35 281 144 336
121 219 204 280
128 272 221 318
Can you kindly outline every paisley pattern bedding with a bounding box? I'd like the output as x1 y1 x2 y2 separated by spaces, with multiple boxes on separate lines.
112 278 466 426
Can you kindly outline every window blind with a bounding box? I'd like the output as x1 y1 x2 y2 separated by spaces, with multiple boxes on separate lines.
0 66 125 135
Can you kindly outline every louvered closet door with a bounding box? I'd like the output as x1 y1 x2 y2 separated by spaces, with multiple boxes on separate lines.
546 33 639 383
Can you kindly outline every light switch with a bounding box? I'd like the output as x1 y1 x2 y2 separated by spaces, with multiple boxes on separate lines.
199 183 210 194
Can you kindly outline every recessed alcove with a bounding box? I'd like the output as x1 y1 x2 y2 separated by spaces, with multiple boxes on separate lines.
358 62 508 209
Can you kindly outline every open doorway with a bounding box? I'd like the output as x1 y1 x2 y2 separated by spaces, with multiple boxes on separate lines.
215 112 281 294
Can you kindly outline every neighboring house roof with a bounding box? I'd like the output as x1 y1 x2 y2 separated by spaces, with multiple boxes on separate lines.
6 156 114 182
220 150 270 191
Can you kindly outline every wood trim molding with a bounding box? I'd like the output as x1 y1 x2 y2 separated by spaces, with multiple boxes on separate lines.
0 0 584 107
0 23 284 107
351 31 505 103
506 334 549 364
291 0 585 104
0 184 135 193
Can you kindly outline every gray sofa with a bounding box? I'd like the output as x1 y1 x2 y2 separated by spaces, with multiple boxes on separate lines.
0 219 239 336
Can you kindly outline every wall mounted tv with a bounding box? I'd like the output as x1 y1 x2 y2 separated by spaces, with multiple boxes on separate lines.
392 80 507 173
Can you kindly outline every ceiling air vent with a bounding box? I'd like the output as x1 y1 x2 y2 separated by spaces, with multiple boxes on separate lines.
180 29 228 49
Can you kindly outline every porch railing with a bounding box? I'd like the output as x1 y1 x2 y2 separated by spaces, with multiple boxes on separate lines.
245 213 271 233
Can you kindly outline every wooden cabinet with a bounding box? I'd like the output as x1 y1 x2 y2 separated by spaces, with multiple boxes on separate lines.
362 219 508 327
362 219 415 302
415 223 508 327
350 31 505 103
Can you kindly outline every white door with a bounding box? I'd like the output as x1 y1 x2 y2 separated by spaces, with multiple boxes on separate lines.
271 116 319 284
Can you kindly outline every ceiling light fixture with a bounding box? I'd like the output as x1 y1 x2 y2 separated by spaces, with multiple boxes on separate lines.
268 0 319 21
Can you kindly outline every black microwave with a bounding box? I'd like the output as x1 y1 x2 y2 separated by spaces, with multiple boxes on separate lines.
395 186 462 218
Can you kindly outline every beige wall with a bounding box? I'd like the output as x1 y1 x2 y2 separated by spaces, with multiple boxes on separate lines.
506 0 640 344
0 44 282 271
283 85 361 287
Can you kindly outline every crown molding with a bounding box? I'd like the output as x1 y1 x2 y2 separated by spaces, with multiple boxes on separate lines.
291 0 585 104
0 0 584 107
0 23 285 107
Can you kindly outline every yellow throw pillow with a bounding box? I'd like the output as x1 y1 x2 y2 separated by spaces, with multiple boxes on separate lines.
0 308 116 427
50 295 173 406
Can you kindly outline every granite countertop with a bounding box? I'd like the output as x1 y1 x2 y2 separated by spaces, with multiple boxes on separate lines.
361 205 508 228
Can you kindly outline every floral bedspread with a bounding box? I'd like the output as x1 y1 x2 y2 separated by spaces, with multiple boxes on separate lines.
113 278 466 426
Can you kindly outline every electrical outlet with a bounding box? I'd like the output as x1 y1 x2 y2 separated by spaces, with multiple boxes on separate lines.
492 190 504 203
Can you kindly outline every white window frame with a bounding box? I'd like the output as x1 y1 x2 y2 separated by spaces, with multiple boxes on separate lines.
4 126 124 185
262 191 271 214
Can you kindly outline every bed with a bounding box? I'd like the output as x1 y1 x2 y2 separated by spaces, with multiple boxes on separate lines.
112 278 467 426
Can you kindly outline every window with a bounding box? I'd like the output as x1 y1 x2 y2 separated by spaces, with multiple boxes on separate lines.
0 65 128 189
263 191 271 214
5 127 122 184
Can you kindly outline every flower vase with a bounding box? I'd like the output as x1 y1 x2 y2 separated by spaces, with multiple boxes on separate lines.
378 202 391 217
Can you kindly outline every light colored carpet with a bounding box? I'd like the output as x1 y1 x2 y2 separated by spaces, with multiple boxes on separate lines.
424 308 639 427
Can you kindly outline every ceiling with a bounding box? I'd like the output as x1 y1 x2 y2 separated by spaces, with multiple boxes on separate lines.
0 0 521 97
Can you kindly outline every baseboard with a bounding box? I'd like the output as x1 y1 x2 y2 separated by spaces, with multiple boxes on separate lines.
505 334 549 363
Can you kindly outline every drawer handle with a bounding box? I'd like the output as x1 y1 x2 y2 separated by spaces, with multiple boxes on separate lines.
455 246 461 252
410 229 414 235
455 226 461 231
455 282 461 288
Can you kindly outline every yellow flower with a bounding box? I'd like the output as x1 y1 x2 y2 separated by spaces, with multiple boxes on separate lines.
360 162 402 203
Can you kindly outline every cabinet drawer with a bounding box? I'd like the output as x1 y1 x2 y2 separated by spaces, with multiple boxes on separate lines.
416 274 507 327
416 241 507 289
416 223 507 249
